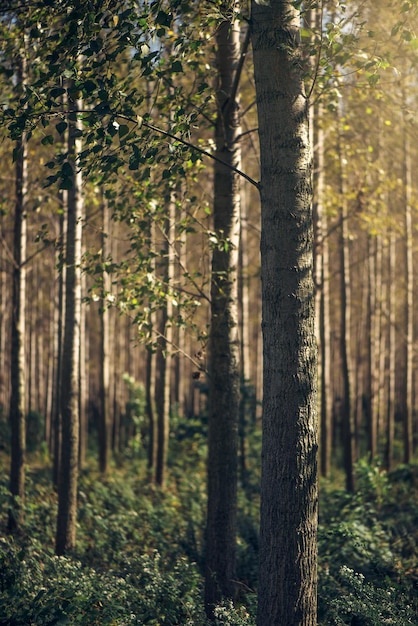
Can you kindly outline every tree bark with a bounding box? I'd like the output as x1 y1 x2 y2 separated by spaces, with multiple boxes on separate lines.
205 9 242 616
98 196 111 473
55 93 83 555
154 192 175 488
401 120 413 464
251 2 317 624
52 199 65 486
8 71 28 532
337 116 356 493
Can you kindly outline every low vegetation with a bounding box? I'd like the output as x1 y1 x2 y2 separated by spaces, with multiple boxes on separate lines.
1 415 417 625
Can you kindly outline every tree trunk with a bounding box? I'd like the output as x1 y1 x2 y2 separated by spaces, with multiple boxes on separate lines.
154 193 175 488
98 196 111 473
337 117 356 493
205 9 242 616
78 246 87 468
313 102 332 478
8 73 28 532
251 2 317 624
402 121 413 464
238 188 251 485
52 200 65 486
386 229 396 471
55 93 83 555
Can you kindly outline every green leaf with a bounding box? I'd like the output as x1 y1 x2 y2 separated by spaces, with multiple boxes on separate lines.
61 162 73 177
50 87 66 99
56 121 68 135
41 135 54 145
171 60 183 73
155 10 172 26
118 124 129 138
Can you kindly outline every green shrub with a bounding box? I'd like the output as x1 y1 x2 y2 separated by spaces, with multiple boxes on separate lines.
0 539 207 625
318 565 417 625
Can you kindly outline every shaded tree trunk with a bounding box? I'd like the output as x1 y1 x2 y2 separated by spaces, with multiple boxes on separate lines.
251 2 317 624
205 9 242 617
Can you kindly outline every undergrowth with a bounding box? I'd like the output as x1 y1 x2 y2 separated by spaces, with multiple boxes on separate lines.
1 434 418 625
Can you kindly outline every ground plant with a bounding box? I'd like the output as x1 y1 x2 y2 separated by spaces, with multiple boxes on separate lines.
1 420 417 625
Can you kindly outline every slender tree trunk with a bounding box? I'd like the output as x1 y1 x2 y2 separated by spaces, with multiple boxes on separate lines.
238 188 251 485
52 201 65 485
145 345 157 472
79 249 87 468
154 193 175 488
337 118 356 493
55 94 83 555
313 102 332 478
8 77 28 532
402 122 413 464
251 2 317 624
386 229 396 471
98 197 111 473
205 9 242 616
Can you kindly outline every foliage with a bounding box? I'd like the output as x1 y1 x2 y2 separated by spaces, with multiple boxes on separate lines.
318 461 418 625
1 457 418 624
0 539 207 625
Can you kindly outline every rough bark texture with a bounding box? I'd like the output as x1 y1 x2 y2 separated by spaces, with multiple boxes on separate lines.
8 117 27 534
251 2 318 624
205 12 241 617
55 96 82 555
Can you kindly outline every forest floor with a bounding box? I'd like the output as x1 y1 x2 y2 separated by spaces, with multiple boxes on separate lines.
0 431 418 625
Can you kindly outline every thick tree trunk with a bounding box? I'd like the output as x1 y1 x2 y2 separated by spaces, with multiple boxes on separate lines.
205 10 241 617
8 103 28 533
55 95 83 555
251 2 317 624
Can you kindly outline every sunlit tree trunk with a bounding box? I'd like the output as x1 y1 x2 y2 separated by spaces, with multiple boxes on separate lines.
8 56 28 532
252 1 317 623
337 118 356 493
98 196 111 473
205 7 242 616
386 229 396 471
52 200 65 486
401 119 413 464
0 214 9 413
155 193 175 488
79 247 87 469
56 93 83 555
238 188 251 484
313 102 332 478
